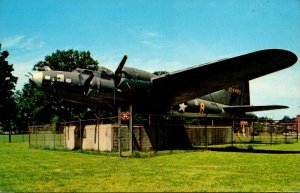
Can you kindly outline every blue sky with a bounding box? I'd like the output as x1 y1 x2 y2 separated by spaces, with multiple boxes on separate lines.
1 0 299 119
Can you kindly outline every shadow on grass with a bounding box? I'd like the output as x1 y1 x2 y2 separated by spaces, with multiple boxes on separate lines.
203 146 300 154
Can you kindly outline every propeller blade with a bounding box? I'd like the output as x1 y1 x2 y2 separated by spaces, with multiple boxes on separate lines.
114 54 128 87
27 72 33 83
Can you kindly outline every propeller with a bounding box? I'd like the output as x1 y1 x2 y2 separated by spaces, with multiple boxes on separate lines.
114 54 128 87
76 69 94 96
112 54 128 105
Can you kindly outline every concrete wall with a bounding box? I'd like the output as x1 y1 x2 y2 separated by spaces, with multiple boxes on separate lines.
64 124 114 151
64 125 76 150
64 124 232 151
82 124 113 151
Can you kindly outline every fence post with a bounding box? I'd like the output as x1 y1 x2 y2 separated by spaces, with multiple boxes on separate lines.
35 127 37 147
53 124 56 150
44 126 46 148
59 124 62 147
63 122 66 148
129 105 133 156
284 124 288 144
205 122 208 148
94 114 100 155
297 121 299 143
231 121 235 147
251 122 254 144
118 107 122 157
270 124 273 145
79 118 82 150
74 117 82 150
28 124 31 147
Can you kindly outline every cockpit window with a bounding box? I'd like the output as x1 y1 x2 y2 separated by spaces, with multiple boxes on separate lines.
97 67 114 80
101 72 112 80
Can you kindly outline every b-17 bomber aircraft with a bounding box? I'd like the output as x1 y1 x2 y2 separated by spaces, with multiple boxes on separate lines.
29 49 297 119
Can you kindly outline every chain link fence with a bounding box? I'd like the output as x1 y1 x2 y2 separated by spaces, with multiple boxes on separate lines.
23 117 299 154
0 130 29 143
28 124 64 149
234 121 299 144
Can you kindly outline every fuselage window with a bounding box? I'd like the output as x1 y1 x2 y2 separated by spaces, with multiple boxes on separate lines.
57 74 65 82
66 78 72 83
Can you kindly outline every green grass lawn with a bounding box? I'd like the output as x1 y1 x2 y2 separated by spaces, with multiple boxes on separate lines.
0 143 300 192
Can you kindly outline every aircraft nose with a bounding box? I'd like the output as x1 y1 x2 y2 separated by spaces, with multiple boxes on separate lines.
30 72 43 88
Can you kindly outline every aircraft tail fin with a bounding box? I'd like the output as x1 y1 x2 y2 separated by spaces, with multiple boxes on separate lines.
201 81 250 106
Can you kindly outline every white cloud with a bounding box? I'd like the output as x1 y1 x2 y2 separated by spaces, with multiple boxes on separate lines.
19 38 33 49
1 36 45 50
144 31 160 38
139 40 163 49
1 36 24 48
126 28 164 49
139 31 164 49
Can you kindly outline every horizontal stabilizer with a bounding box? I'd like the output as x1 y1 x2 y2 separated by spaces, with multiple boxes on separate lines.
223 105 288 113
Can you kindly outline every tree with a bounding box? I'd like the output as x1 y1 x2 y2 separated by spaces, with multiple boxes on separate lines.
33 49 98 71
281 115 294 122
153 71 169 76
0 44 18 139
14 83 52 127
16 49 99 128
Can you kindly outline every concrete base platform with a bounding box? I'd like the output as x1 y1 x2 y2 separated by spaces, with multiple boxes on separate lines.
64 124 232 151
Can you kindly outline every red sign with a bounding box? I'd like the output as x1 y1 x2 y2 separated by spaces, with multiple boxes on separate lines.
120 111 131 121
240 121 248 126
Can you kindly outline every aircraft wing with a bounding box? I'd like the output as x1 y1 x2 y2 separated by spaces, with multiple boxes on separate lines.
152 49 297 106
223 105 288 113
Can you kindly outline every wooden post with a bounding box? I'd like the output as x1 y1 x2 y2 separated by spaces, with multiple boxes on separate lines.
97 121 100 155
94 114 100 155
205 122 208 148
28 124 31 148
129 105 133 156
79 118 82 150
270 124 273 145
251 121 254 144
118 107 122 157
297 121 299 143
53 124 56 150
148 114 151 126
231 121 235 147
64 122 67 148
